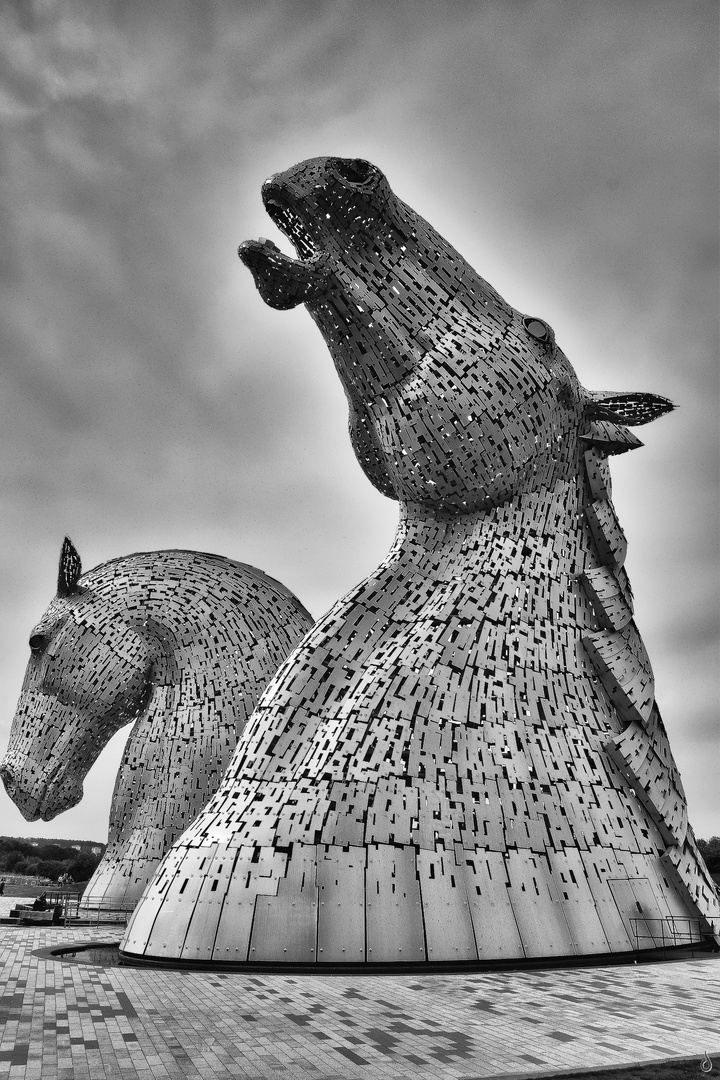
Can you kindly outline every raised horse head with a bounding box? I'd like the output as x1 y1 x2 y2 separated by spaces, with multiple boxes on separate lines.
118 158 718 966
239 156 673 513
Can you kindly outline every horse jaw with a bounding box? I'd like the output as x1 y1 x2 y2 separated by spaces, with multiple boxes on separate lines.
0 750 84 821
1 690 96 821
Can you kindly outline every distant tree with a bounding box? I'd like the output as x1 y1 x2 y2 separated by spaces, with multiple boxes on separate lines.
37 844 73 862
0 838 105 880
67 852 102 882
36 860 63 881
0 838 34 862
697 836 720 873
2 849 23 871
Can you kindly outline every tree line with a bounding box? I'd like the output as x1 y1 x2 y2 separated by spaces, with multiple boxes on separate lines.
0 836 105 883
697 836 720 877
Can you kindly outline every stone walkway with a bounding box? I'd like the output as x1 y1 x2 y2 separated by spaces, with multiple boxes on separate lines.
0 899 718 1079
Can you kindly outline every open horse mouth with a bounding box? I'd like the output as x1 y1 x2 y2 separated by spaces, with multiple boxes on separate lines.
238 180 331 310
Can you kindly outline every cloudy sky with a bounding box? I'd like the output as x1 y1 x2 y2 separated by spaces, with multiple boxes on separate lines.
0 0 717 844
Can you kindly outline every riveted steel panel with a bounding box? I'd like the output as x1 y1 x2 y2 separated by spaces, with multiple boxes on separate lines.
121 845 188 955
316 845 366 962
365 844 425 963
143 845 218 957
546 848 610 954
249 844 318 962
209 847 283 962
417 849 477 961
180 857 235 961
608 875 669 948
462 850 524 959
506 850 574 956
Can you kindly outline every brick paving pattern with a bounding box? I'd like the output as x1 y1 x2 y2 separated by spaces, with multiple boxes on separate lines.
1 909 718 1079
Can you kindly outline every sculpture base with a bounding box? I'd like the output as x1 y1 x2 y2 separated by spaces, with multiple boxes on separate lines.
117 939 719 975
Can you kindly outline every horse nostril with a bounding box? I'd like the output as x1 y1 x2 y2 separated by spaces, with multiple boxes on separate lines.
0 764 15 795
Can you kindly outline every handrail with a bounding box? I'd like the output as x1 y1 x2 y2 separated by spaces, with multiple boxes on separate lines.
629 916 705 957
69 896 135 925
6 890 134 926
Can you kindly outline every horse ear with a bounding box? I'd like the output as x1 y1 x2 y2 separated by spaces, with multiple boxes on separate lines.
585 391 674 427
58 536 82 596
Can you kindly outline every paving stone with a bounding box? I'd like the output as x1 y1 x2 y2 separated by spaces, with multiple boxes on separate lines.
1 924 718 1078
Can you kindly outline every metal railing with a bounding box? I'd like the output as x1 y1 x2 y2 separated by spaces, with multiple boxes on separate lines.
6 893 133 927
629 916 707 956
66 896 135 926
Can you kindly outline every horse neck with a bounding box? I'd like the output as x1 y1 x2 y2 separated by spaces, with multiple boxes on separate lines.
385 472 593 604
105 592 237 849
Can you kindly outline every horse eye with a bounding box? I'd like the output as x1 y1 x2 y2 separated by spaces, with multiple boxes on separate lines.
332 158 374 185
29 633 48 654
523 316 551 343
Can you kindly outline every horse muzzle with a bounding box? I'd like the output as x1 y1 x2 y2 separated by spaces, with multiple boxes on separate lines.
0 755 82 821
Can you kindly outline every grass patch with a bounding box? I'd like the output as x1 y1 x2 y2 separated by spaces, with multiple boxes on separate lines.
541 1053 716 1078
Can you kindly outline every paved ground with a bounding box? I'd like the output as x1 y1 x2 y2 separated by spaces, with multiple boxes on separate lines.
1 897 718 1079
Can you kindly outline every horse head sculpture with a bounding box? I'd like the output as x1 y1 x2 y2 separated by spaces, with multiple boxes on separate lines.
239 157 672 512
113 157 718 963
1 538 152 822
1 539 313 907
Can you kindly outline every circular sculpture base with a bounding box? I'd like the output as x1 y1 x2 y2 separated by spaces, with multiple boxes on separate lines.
50 939 718 975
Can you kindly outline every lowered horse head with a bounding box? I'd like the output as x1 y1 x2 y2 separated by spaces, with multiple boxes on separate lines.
1 539 314 908
1 538 152 821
